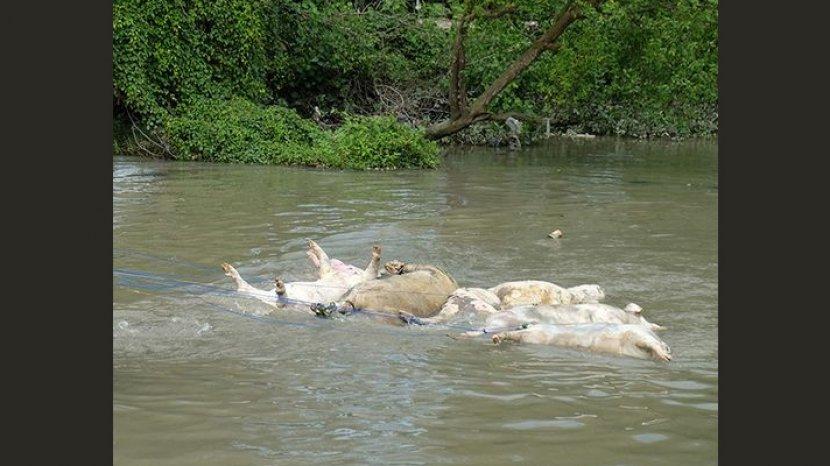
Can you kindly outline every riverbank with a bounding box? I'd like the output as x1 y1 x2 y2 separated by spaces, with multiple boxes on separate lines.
113 0 717 168
114 103 717 169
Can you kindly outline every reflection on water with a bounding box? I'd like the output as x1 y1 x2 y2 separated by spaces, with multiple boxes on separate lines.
114 138 717 465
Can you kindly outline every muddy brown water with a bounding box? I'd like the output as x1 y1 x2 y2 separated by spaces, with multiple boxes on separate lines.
114 138 717 465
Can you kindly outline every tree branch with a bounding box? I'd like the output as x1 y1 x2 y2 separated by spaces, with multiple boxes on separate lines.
448 10 471 119
467 1 595 115
450 4 518 119
425 0 603 140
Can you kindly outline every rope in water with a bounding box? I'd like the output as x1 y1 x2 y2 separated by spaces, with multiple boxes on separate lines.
113 248 218 274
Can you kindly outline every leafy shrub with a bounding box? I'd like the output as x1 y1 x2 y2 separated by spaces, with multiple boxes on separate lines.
271 1 450 113
328 116 440 169
113 0 276 129
460 0 718 137
164 97 325 163
163 98 439 169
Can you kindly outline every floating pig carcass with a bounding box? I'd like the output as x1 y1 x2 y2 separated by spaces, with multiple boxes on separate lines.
488 280 606 309
337 260 459 320
490 323 672 362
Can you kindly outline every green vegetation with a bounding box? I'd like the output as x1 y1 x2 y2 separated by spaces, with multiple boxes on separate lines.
164 97 439 169
113 0 718 167
447 0 718 139
328 116 440 169
164 97 325 164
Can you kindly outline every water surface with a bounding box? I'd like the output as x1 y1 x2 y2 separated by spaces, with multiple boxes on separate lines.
114 138 718 465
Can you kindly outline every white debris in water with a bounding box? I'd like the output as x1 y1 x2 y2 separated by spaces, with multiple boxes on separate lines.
196 322 213 336
505 117 522 134
563 129 596 139
114 319 139 335
548 229 564 239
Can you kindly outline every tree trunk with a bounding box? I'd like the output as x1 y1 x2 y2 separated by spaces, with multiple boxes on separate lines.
425 0 602 140
448 13 471 119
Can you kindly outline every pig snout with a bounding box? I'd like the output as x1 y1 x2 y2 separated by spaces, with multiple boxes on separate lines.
653 342 672 361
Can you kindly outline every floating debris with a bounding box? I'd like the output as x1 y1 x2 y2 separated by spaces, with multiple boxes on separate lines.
563 129 596 139
196 322 213 336
548 229 564 239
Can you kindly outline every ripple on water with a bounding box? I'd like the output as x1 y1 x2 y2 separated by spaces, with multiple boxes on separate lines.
692 402 719 412
458 390 529 402
652 380 712 390
632 433 669 443
586 389 612 398
503 419 586 430
329 428 372 440
661 398 719 412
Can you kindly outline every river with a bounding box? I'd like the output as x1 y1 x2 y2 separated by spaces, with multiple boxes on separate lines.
114 137 717 465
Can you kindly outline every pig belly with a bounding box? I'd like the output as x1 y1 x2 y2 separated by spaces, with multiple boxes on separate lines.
343 270 457 318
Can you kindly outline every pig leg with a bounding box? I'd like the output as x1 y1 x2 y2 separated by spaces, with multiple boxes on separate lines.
398 310 426 325
306 250 321 274
399 304 459 326
307 239 334 278
448 330 485 339
221 263 265 294
363 245 381 280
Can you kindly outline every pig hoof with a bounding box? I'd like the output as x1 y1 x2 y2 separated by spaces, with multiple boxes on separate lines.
384 260 405 275
492 335 503 345
372 245 382 257
221 263 236 277
275 278 286 296
306 239 319 251
398 310 424 325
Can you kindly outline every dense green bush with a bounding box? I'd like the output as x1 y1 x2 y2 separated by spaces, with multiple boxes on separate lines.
328 116 440 169
460 0 718 137
164 97 325 164
271 2 450 113
113 0 449 122
163 98 439 169
113 0 276 128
